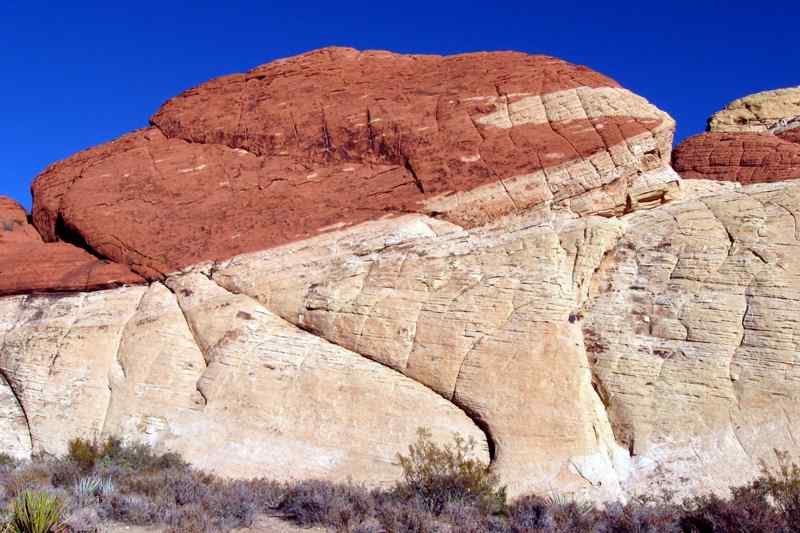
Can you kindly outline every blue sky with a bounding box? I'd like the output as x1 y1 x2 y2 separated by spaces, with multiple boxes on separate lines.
2 1 798 210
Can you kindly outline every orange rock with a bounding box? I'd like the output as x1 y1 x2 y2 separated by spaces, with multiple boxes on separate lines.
0 196 143 296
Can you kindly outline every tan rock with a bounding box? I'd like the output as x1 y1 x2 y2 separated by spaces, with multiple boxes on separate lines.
0 287 145 455
1 272 488 485
584 179 800 497
708 86 800 133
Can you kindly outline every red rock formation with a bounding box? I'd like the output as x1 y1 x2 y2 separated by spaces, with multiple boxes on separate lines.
27 47 672 282
0 196 143 296
0 197 41 243
672 132 800 183
777 128 800 144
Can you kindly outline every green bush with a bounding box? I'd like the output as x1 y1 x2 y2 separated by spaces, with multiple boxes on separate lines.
396 427 506 515
5 491 65 533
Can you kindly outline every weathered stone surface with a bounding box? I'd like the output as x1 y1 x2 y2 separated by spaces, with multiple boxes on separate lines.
674 87 800 183
6 177 798 499
0 196 144 296
29 47 677 280
672 132 800 184
584 179 800 497
708 87 800 133
0 197 41 243
6 50 800 502
0 287 145 455
0 276 488 484
209 209 634 499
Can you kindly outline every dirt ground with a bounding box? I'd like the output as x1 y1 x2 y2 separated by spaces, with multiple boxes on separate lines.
104 514 330 532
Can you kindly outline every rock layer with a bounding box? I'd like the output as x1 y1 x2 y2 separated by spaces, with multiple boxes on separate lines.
674 87 800 183
672 133 800 184
3 50 800 501
707 87 800 133
28 47 677 281
0 196 143 296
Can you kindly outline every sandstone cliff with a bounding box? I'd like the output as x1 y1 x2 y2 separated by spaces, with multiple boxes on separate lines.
2 50 798 502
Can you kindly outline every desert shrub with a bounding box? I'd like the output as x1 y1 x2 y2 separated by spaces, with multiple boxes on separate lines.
62 506 100 533
0 454 17 469
65 439 98 474
8 435 800 532
97 437 186 472
597 500 680 533
73 475 114 506
47 460 81 490
3 466 51 500
5 490 65 533
98 493 158 525
759 449 800 530
396 427 506 515
507 494 555 531
277 479 372 529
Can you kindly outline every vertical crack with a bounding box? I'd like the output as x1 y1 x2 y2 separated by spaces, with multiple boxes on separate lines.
161 282 210 407
208 270 496 463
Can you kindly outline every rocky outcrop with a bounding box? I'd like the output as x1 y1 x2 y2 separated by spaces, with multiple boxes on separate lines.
707 87 800 133
2 49 799 501
0 196 143 296
674 87 800 183
28 47 677 281
672 133 800 184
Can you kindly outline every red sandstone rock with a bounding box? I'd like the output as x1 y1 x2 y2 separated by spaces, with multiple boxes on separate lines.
0 197 41 243
777 128 800 144
0 196 143 296
672 132 800 183
30 47 672 281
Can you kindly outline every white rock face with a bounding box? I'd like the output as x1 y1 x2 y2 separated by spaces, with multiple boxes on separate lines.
1 179 799 500
0 276 488 486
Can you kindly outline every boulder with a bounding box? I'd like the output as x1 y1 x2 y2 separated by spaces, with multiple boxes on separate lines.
672 132 800 183
0 196 143 296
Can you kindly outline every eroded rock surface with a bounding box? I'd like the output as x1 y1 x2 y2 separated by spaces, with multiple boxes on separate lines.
28 47 677 280
674 87 800 183
672 133 800 184
3 50 799 501
0 196 143 296
585 180 800 496
708 87 800 133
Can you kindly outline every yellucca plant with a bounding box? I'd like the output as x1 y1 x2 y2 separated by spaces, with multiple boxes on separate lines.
5 491 65 533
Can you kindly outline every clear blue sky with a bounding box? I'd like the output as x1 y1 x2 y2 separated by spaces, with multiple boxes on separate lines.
2 1 798 210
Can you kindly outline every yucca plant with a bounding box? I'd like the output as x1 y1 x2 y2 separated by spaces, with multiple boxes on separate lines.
5 491 65 533
74 476 114 504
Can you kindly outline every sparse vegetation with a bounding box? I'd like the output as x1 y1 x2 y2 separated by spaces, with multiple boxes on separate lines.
1 433 800 532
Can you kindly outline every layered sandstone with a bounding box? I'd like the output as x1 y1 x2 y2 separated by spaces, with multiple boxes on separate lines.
674 87 800 183
28 47 677 281
0 196 143 296
672 133 800 184
2 49 799 501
